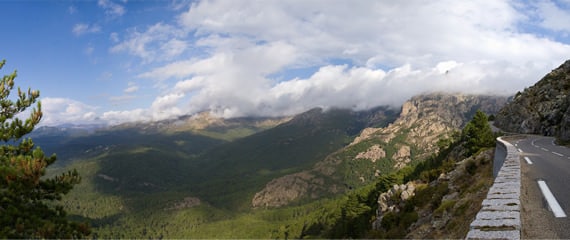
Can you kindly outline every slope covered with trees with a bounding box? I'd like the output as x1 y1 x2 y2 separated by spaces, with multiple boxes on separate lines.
37 91 504 238
48 107 497 239
0 59 89 238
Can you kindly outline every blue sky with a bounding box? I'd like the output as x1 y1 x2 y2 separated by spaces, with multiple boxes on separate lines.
2 0 570 126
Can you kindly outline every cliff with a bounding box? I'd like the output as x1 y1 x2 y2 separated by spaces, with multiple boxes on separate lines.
495 60 570 141
252 93 507 208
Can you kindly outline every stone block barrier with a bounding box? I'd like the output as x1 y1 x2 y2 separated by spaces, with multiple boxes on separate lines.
466 137 521 239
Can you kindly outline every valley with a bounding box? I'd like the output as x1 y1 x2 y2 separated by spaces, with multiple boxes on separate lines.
40 93 507 238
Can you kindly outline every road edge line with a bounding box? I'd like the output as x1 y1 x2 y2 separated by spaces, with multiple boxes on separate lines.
537 180 567 218
523 157 533 165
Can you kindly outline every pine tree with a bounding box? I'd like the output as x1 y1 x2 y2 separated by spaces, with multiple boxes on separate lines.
462 110 495 156
0 59 90 238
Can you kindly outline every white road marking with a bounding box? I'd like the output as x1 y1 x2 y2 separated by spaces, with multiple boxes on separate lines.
515 143 518 147
517 148 523 152
537 180 567 218
532 139 537 146
552 152 564 157
552 140 556 146
524 157 533 164
542 148 550 152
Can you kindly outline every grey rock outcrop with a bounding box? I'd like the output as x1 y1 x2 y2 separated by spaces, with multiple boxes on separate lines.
372 182 417 230
495 60 570 141
393 145 411 169
355 145 386 162
352 93 507 160
251 171 339 208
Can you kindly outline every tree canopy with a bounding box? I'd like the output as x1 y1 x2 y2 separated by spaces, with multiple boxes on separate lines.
0 59 90 238
462 110 495 156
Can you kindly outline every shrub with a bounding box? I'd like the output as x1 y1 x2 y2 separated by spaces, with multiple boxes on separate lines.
465 159 477 175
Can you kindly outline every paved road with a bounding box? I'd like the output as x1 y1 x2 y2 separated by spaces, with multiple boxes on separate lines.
510 135 570 238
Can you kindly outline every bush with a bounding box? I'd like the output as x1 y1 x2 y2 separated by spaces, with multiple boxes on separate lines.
434 200 456 217
465 160 477 175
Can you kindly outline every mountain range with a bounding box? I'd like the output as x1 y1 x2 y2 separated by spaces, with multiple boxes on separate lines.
35 89 511 238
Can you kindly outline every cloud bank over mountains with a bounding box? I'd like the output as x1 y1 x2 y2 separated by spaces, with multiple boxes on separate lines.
42 0 570 125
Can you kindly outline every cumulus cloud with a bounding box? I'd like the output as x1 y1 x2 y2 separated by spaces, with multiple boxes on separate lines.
72 23 101 36
40 98 100 126
131 0 570 119
72 0 570 125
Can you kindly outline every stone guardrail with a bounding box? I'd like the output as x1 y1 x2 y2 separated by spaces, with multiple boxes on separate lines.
466 137 521 239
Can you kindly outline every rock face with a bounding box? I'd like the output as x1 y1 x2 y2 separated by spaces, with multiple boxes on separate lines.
355 145 386 162
393 145 411 169
371 148 495 238
251 171 338 208
252 93 507 208
495 60 570 141
405 149 495 239
372 182 417 230
352 93 506 158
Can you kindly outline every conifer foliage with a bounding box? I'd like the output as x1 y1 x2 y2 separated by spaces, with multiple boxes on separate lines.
462 110 495 156
0 59 90 238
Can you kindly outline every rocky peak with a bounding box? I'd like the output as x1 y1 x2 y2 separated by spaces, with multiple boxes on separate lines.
352 93 507 148
251 93 506 209
495 59 570 140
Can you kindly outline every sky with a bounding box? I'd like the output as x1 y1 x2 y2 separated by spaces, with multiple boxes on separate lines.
2 0 570 126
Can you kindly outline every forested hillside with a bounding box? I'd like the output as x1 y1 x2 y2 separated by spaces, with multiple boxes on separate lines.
38 93 504 238
46 109 497 239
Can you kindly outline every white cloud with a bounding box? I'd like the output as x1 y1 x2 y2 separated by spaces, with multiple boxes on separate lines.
72 23 101 36
52 0 570 125
124 82 139 93
98 0 126 18
535 0 570 32
160 39 189 60
130 0 570 120
101 109 149 125
40 98 100 126
110 23 189 63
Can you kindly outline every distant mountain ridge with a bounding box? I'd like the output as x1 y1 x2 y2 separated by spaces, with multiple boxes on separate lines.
109 112 292 140
495 60 570 141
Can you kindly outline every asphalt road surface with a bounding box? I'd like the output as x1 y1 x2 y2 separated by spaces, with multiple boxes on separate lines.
510 135 570 238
